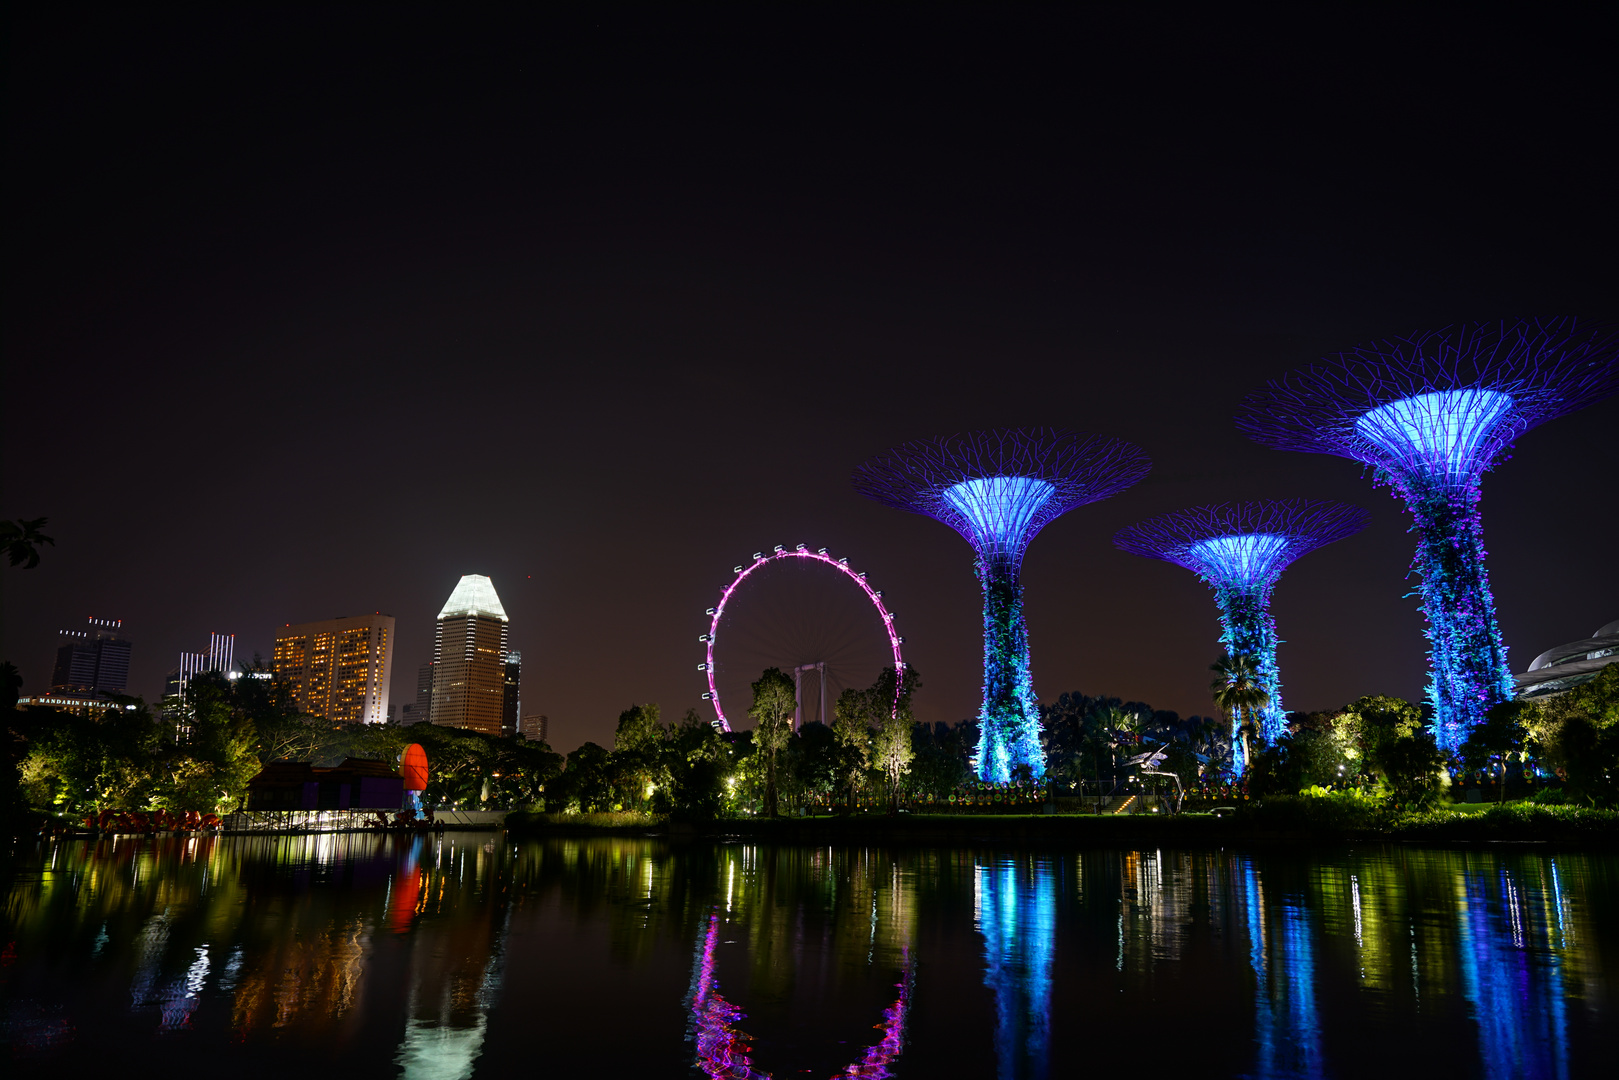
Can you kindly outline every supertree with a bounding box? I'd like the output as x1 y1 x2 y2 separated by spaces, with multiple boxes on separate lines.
1114 500 1369 771
1236 319 1619 752
853 428 1151 782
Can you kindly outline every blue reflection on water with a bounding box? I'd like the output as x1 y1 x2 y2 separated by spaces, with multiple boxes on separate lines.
1457 864 1569 1080
1242 860 1322 1080
975 858 1056 1080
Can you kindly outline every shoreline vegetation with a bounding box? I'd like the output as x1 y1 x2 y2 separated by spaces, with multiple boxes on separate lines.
8 662 1617 851
504 801 1619 848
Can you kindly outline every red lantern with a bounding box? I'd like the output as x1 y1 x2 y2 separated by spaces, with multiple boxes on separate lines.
401 743 429 792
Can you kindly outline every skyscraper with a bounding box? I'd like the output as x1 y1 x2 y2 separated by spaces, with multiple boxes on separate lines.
400 660 435 725
273 614 394 724
50 617 132 693
166 632 236 703
502 650 521 738
430 575 509 736
520 713 549 744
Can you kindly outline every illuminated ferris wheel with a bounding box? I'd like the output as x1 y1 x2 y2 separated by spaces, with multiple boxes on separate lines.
698 544 905 732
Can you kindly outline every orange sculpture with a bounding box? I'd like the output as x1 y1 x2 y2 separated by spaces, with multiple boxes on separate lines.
401 743 429 792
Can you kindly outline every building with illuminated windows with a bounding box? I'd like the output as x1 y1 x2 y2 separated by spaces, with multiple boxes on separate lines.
430 575 509 736
272 614 394 723
51 617 132 693
164 632 236 703
502 650 521 738
520 713 549 743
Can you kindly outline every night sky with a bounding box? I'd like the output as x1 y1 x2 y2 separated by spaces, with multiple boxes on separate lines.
6 8 1615 752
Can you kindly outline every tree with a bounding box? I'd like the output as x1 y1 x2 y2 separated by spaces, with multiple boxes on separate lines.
614 703 663 753
867 666 921 812
1462 699 1533 802
909 720 974 798
1210 652 1270 772
487 736 564 808
18 699 162 815
1529 665 1619 806
1 517 54 569
157 671 260 812
1343 695 1443 805
549 741 614 812
832 686 876 807
749 668 796 816
788 721 839 807
235 657 325 765
1043 693 1156 800
666 707 732 819
612 703 666 809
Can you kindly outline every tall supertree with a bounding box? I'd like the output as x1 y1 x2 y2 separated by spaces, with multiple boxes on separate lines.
853 428 1150 782
1236 319 1619 752
1114 500 1369 771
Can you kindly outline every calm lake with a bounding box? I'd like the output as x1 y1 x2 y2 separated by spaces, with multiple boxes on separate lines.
3 831 1615 1078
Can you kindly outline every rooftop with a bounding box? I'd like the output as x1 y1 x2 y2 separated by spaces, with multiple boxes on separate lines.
437 574 509 622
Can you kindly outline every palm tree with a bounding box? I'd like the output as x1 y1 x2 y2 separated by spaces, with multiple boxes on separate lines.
1 517 54 569
1210 652 1270 774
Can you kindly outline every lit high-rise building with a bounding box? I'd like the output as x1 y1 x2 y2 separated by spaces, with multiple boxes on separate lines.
166 632 236 703
502 650 521 738
272 614 394 724
50 617 131 693
430 575 509 736
520 713 549 744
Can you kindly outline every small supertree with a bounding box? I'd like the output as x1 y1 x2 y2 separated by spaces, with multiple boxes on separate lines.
1236 319 1619 752
1115 500 1369 772
853 428 1150 782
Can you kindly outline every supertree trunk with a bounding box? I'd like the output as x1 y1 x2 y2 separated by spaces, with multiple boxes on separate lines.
1214 585 1287 748
1404 483 1513 753
1114 500 1369 778
975 555 1042 783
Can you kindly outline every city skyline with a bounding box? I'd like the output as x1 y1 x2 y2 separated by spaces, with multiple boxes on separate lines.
3 9 1615 753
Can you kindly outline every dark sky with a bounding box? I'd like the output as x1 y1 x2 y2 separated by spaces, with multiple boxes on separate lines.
6 8 1616 752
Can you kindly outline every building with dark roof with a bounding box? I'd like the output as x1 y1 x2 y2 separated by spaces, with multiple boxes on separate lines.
245 757 405 811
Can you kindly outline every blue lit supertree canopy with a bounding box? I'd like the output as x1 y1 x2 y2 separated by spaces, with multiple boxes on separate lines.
1114 500 1369 769
853 428 1151 782
1235 319 1619 752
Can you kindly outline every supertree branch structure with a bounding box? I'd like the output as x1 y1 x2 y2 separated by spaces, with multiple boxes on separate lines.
854 428 1151 782
1114 500 1369 769
1235 318 1619 752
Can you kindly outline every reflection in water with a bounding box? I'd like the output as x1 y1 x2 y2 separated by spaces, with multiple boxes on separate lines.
1456 862 1569 1080
1242 859 1322 1079
393 839 511 1080
688 858 916 1080
975 859 1055 1080
689 912 758 1079
3 835 1614 1077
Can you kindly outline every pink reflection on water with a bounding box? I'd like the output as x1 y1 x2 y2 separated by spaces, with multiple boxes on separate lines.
689 912 913 1080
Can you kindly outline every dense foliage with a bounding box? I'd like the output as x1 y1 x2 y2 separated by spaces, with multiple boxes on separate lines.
7 665 562 818
9 652 1616 825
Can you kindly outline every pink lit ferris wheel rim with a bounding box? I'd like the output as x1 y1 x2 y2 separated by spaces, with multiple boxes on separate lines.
700 545 905 732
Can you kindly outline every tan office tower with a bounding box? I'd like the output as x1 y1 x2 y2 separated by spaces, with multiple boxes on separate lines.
430 575 509 735
272 614 395 723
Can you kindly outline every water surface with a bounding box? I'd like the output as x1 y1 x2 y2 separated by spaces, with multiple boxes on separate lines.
4 833 1615 1078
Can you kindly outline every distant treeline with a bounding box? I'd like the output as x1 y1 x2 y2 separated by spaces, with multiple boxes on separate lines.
6 662 1617 821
